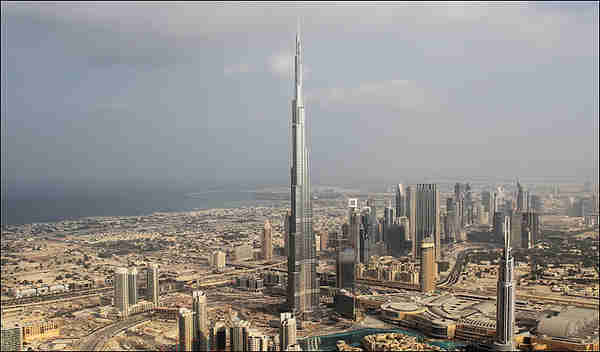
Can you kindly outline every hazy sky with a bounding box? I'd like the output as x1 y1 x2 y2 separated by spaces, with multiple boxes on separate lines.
2 1 598 196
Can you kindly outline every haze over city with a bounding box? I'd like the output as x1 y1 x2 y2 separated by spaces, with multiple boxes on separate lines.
2 1 598 201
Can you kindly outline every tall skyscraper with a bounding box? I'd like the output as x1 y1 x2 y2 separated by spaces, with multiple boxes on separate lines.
287 27 319 317
114 267 129 317
522 212 541 248
147 263 159 307
445 198 458 243
230 319 250 352
465 183 474 225
419 237 435 293
414 184 441 260
280 312 297 350
406 186 417 258
178 308 195 352
336 248 355 291
482 191 495 225
192 291 208 351
367 198 379 242
383 203 394 243
495 216 515 351
127 268 137 306
516 179 529 212
247 330 271 352
349 208 361 263
210 321 229 351
493 211 505 241
395 184 406 218
262 220 273 260
510 211 522 249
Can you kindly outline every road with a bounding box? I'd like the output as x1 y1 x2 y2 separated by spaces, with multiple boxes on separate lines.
77 313 152 351
1 287 113 307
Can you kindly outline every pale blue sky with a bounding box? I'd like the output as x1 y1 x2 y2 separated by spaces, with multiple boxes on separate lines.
2 1 598 195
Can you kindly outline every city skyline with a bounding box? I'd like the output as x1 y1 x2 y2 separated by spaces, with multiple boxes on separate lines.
2 2 598 197
0 4 599 349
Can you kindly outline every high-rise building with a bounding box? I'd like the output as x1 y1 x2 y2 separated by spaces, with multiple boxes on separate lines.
493 211 505 241
419 238 435 293
495 216 516 351
127 268 137 306
455 183 465 228
522 212 541 247
114 267 129 317
336 248 355 291
210 321 229 351
367 198 379 242
516 179 529 212
178 308 195 352
510 211 522 249
414 184 441 260
1 324 23 352
465 183 474 226
395 184 406 218
359 223 369 264
287 28 319 317
386 222 408 257
262 220 273 261
213 251 226 272
192 291 208 351
406 186 417 257
230 319 250 352
280 312 297 350
445 198 458 243
147 264 159 307
247 329 271 351
383 204 394 243
349 209 361 263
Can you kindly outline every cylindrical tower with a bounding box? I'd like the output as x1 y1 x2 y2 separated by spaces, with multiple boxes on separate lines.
419 238 435 293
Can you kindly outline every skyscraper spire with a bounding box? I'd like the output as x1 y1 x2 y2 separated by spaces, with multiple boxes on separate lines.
288 25 319 317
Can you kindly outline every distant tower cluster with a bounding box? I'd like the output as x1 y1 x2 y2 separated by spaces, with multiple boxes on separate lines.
262 220 273 260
